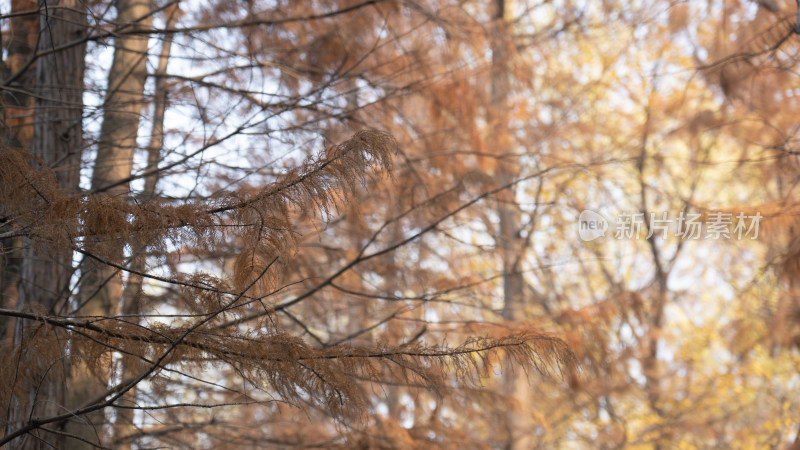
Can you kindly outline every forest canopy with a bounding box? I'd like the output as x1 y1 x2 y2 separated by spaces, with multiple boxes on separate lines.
2 0 800 448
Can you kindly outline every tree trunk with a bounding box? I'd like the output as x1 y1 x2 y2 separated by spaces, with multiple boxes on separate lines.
4 1 87 448
1 0 38 344
1 0 37 447
68 0 153 446
112 6 179 447
2 0 38 148
489 1 533 449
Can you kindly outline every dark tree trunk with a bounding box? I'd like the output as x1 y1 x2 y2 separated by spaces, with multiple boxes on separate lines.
4 1 87 448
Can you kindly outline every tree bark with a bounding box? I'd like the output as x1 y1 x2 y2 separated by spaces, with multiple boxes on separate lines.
4 1 87 448
1 0 38 346
68 0 153 446
2 0 38 148
489 2 533 449
1 1 37 447
112 6 180 447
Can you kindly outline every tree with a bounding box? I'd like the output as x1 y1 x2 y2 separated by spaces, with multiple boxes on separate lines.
1 1 575 447
4 0 800 448
2 1 86 447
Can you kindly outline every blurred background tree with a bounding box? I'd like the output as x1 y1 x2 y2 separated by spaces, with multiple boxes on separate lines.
2 0 800 448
